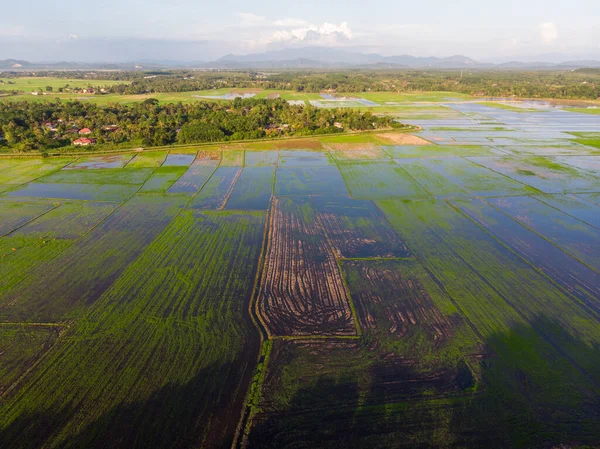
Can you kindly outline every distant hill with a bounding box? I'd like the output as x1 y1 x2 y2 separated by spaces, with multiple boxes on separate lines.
217 48 483 68
0 59 32 69
1 49 600 71
0 60 165 71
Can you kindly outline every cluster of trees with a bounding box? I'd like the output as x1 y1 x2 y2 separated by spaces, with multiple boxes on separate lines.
0 97 400 153
102 70 600 100
2 70 600 100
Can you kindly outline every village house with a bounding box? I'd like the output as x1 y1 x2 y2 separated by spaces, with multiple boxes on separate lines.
334 122 344 129
44 122 59 132
79 128 92 135
73 137 96 146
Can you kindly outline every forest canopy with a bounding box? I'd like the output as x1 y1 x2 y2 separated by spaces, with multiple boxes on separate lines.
0 97 401 153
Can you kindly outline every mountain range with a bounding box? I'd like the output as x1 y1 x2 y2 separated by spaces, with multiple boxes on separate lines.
2 47 600 70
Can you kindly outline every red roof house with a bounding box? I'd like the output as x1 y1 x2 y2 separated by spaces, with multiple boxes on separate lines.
79 128 93 135
73 137 97 146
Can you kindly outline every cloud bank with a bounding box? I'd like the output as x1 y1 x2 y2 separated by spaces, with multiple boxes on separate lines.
260 22 352 45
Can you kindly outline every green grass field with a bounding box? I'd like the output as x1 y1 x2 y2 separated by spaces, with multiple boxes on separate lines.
0 77 128 93
1 84 473 109
478 102 548 112
565 107 600 115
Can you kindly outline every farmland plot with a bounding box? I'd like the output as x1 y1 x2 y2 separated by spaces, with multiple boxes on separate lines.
310 196 411 258
37 168 154 185
0 211 265 449
342 259 481 364
378 199 600 445
380 200 600 384
383 145 495 158
65 155 133 169
0 195 186 322
469 156 600 193
328 145 388 162
577 193 600 206
395 159 470 198
0 325 62 396
0 202 117 296
225 167 274 210
195 149 223 163
495 145 597 156
247 338 485 449
5 201 115 240
278 150 333 167
535 194 600 229
0 200 55 236
487 196 600 270
453 198 600 316
190 167 241 209
162 153 196 166
275 166 349 196
0 159 73 185
221 149 244 166
554 155 600 173
338 162 429 199
125 151 168 167
244 150 278 166
139 167 187 193
167 160 218 194
257 197 356 337
419 158 532 196
7 182 139 202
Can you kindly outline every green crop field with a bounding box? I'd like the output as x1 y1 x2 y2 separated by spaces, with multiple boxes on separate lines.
1 98 600 449
0 77 127 93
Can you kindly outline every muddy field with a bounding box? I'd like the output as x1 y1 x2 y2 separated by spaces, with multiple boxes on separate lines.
256 197 356 337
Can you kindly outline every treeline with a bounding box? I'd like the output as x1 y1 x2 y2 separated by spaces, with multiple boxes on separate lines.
105 70 600 100
3 70 600 100
0 97 401 153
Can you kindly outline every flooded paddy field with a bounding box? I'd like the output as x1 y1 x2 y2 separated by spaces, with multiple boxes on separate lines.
1 102 600 449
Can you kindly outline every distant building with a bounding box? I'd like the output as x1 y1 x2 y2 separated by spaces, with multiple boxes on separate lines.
334 122 344 129
73 137 96 146
79 128 92 135
102 125 119 132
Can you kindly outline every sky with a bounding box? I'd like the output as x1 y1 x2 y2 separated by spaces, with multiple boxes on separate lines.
1 0 599 62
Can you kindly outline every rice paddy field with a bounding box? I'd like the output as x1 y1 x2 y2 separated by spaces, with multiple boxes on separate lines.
1 101 600 449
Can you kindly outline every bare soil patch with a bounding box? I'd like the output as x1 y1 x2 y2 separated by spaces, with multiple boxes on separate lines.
376 133 431 145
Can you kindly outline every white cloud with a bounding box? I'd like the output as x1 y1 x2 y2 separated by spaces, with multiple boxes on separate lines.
539 22 558 43
260 21 352 45
69 34 79 40
237 12 266 26
272 18 308 27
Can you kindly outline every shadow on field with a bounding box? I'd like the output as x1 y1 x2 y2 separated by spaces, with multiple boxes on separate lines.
247 318 600 449
0 360 248 449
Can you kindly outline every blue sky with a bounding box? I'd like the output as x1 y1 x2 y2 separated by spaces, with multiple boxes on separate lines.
1 0 599 61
